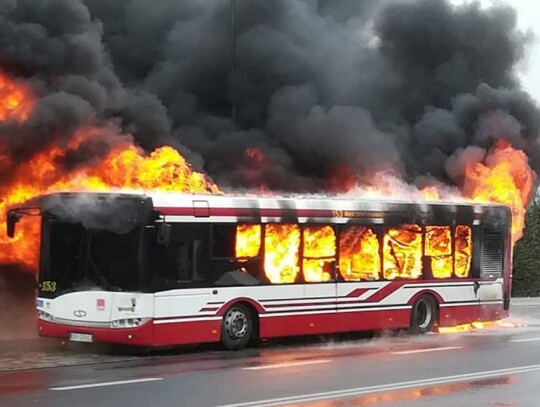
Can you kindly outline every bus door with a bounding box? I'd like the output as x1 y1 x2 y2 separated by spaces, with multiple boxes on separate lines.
476 227 505 321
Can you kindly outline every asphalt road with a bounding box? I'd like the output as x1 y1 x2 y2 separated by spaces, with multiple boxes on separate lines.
1 300 540 407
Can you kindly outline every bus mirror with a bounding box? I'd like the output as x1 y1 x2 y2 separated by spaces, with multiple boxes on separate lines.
7 211 21 238
157 222 171 246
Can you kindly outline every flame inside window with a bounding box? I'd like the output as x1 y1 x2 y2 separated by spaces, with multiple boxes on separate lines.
234 222 474 284
383 225 423 280
339 226 380 281
235 225 261 258
303 226 335 282
455 225 472 278
263 224 300 284
425 226 452 278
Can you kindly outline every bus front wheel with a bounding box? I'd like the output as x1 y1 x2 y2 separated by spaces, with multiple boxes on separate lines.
409 295 438 335
221 303 254 350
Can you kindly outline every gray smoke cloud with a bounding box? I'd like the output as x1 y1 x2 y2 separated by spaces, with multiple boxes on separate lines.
0 0 538 192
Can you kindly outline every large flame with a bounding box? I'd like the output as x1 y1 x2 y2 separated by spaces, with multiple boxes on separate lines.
263 224 300 283
234 223 473 283
235 224 261 258
0 72 218 269
302 226 335 282
463 140 535 242
383 225 423 280
0 68 536 283
339 226 380 281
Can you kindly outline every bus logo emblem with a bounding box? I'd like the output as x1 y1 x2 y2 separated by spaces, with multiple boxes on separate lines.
73 310 87 318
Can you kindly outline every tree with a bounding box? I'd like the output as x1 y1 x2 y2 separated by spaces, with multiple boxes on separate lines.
512 204 540 297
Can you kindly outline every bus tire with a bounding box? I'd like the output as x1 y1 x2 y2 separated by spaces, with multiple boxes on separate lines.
409 295 438 335
221 303 254 350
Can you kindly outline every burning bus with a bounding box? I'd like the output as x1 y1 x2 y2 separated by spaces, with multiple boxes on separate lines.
7 191 511 350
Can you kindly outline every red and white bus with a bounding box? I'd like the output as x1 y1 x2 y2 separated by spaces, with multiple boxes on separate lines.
8 192 512 349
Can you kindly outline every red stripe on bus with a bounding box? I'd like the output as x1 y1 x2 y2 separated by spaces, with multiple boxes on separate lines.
364 282 408 302
345 288 371 298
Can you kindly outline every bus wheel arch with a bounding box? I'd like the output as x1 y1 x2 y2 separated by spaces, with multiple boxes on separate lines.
220 302 259 350
409 294 439 335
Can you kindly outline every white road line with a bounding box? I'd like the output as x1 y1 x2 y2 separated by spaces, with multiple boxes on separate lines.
391 346 461 355
216 364 540 407
512 302 540 306
50 378 163 391
244 359 331 371
509 337 540 343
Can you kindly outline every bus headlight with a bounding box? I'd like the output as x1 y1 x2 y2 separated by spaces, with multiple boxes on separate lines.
110 318 149 328
37 310 54 322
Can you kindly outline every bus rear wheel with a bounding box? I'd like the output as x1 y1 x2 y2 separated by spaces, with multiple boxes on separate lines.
221 304 254 350
409 295 438 335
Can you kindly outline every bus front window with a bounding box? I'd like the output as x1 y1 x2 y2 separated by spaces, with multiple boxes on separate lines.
42 220 142 296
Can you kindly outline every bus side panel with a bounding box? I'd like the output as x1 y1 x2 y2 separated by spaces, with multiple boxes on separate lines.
438 305 480 327
259 313 338 338
478 303 505 321
152 320 221 346
337 309 410 332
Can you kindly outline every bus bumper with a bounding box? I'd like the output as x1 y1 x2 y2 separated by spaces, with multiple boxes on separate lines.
37 319 154 346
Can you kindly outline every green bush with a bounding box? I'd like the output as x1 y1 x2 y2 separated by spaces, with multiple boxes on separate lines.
512 204 540 297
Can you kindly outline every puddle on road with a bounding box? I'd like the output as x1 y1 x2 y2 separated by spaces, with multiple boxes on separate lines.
282 376 514 406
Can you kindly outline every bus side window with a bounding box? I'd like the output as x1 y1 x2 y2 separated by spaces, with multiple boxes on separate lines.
211 224 237 259
455 225 472 278
149 223 206 284
209 224 265 286
302 225 335 283
383 225 423 280
264 224 301 284
424 226 452 279
175 241 200 281
338 226 380 281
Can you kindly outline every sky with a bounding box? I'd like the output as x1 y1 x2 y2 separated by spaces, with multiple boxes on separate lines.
451 0 540 101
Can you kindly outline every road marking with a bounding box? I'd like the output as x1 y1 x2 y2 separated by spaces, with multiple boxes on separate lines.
391 346 461 355
215 364 540 407
244 359 331 371
50 378 163 391
509 337 540 343
512 302 540 306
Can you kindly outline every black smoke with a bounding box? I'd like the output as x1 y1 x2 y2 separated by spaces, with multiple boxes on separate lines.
0 0 538 191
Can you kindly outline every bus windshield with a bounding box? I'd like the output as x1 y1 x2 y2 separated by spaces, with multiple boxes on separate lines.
37 193 152 298
39 220 142 297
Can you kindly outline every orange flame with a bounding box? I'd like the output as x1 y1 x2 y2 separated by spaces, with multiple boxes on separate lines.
383 225 423 280
339 226 380 281
0 71 34 121
463 141 536 242
263 224 300 283
235 225 261 258
234 223 473 283
302 226 335 282
0 135 219 268
454 225 472 278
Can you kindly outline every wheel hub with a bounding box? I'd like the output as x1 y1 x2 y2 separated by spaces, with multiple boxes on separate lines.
225 309 248 339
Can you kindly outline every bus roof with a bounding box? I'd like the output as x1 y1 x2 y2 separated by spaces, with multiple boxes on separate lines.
39 190 509 211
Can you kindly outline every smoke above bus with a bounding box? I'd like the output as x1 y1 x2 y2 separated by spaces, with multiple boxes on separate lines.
0 0 537 273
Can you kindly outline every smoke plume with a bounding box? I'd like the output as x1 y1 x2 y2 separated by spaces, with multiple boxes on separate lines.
0 0 537 191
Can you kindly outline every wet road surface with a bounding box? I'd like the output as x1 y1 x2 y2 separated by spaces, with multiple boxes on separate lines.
1 300 540 407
